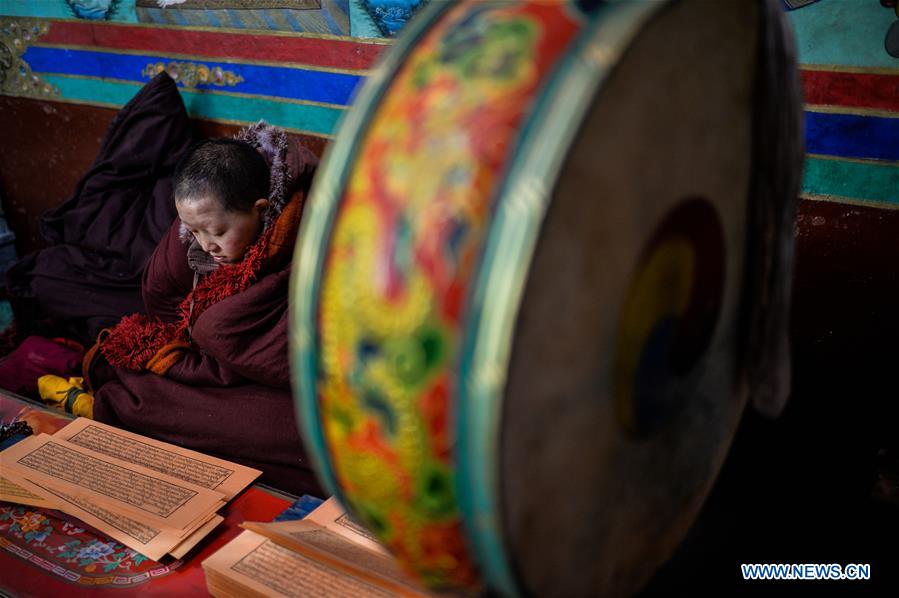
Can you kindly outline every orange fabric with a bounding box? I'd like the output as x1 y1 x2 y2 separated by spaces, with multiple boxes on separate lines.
267 190 304 260
145 340 192 375
82 329 110 393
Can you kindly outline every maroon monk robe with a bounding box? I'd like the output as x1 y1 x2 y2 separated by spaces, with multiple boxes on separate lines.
91 208 322 498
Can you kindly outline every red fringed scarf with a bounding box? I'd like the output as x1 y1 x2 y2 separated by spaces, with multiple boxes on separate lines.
100 195 301 372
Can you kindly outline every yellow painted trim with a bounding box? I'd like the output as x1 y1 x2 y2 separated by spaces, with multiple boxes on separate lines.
800 64 899 76
806 153 899 168
805 103 899 120
30 42 372 76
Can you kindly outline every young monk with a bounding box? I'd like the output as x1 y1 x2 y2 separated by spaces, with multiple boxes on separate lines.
81 122 322 496
174 138 271 268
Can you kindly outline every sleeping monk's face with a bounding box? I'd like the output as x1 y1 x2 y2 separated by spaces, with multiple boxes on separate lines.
176 194 269 264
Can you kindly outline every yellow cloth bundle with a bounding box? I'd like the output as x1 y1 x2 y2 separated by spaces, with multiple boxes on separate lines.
37 375 94 419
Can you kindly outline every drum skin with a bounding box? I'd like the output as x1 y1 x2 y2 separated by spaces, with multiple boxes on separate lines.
290 0 802 596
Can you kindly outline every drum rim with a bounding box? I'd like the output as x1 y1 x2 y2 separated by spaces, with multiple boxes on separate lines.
452 2 671 595
291 0 698 594
289 0 454 513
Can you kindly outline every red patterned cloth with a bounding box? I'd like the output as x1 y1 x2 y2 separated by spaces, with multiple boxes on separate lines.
0 488 292 595
0 504 182 587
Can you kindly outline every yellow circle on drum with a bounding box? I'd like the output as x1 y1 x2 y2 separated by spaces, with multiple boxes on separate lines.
614 198 726 437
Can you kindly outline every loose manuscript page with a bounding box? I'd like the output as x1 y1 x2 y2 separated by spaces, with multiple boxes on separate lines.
203 530 399 597
169 514 226 560
30 480 196 561
302 496 389 555
243 519 427 596
1 434 225 531
0 471 58 509
55 418 260 499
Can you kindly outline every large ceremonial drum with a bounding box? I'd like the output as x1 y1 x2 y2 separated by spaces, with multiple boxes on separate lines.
291 0 802 595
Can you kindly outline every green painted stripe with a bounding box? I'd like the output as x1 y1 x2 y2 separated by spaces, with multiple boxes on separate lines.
42 74 343 136
789 1 899 70
42 74 140 105
803 156 899 206
179 88 343 136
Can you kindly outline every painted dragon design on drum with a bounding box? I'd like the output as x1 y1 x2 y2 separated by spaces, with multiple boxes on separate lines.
316 1 581 588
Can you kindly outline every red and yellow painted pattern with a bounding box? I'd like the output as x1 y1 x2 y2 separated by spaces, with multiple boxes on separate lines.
316 1 582 589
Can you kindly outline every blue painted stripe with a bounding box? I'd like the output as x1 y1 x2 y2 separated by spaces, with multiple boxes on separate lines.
226 9 246 29
23 46 363 107
320 3 343 35
41 74 343 136
259 9 280 30
168 7 191 27
281 9 305 32
323 0 350 35
805 111 899 162
204 9 223 28
144 7 168 25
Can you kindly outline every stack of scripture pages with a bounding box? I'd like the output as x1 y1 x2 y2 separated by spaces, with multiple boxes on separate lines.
203 496 434 597
0 418 260 560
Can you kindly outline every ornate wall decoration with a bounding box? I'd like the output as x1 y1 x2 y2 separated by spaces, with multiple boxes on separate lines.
135 0 348 34
64 0 124 20
0 19 60 100
790 1 899 208
144 0 321 8
0 17 382 136
0 42 12 88
360 0 427 37
351 0 428 38
141 61 244 88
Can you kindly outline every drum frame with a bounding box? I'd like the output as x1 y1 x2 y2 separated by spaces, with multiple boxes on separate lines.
287 1 762 595
454 3 670 595
290 0 450 511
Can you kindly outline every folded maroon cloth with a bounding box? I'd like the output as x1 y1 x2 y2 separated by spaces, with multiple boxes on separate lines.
5 72 194 344
0 335 83 396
